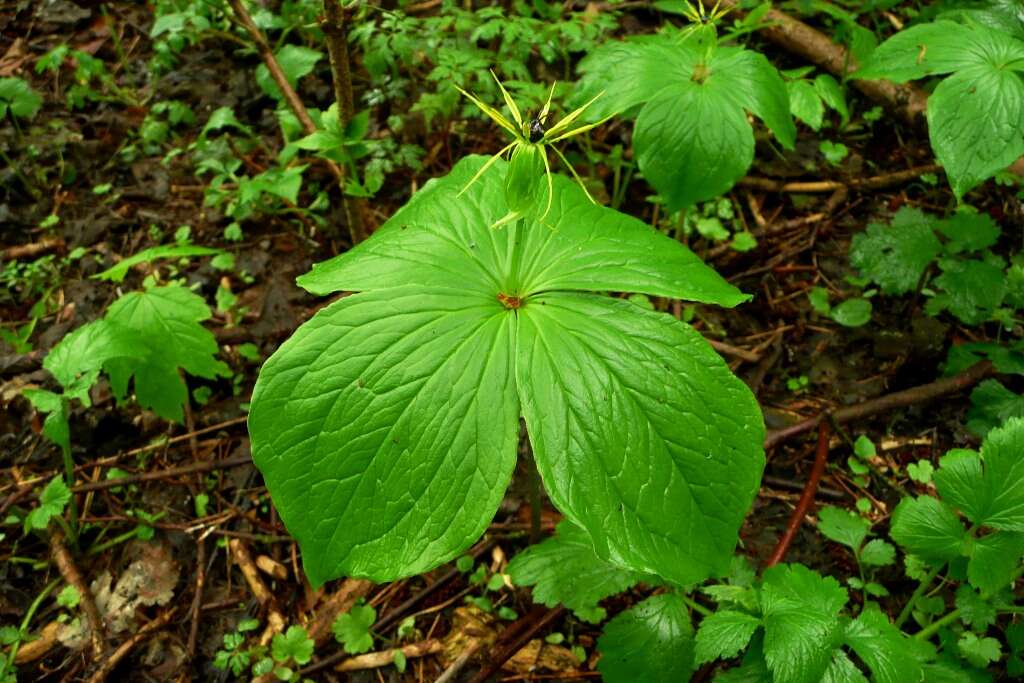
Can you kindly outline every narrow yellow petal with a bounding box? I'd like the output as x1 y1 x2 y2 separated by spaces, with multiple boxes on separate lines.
543 90 605 139
539 146 554 220
456 142 518 197
552 145 598 205
455 85 519 137
490 70 524 129
547 112 615 144
539 81 557 123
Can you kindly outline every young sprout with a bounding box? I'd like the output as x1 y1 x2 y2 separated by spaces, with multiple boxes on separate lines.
455 72 610 228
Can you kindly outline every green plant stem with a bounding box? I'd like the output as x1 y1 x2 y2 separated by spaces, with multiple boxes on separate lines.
895 563 944 628
0 578 59 678
679 592 713 618
914 608 961 641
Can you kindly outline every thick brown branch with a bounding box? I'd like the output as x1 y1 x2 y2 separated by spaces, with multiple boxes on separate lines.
86 609 175 683
467 606 566 683
764 360 994 450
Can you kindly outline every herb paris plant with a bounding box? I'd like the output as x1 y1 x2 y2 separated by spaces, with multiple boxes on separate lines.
248 154 765 588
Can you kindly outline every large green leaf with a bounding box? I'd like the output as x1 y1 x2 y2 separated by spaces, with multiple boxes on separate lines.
249 287 519 586
299 156 746 306
855 22 984 82
516 293 764 584
251 156 764 586
760 564 848 683
576 34 794 210
506 521 646 622
597 594 695 683
104 285 228 422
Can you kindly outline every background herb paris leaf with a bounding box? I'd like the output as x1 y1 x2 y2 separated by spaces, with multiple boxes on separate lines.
855 20 1024 198
574 27 795 210
248 155 764 587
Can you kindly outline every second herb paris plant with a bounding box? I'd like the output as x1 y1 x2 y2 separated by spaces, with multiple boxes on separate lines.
248 111 766 588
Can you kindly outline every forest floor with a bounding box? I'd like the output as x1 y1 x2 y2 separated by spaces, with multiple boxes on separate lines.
1 1 1022 682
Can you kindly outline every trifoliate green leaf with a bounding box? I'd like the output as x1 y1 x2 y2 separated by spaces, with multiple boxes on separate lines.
859 540 896 567
694 610 761 665
958 632 1002 668
506 521 645 622
332 602 376 655
842 603 923 683
849 208 942 295
926 258 1006 325
967 531 1024 595
817 506 869 552
104 285 228 422
576 33 794 210
966 380 1024 437
24 477 71 532
907 461 935 484
255 46 322 100
760 564 848 683
890 496 966 562
271 625 314 665
0 77 42 119
955 585 997 631
597 595 695 683
938 212 1001 254
933 418 1024 530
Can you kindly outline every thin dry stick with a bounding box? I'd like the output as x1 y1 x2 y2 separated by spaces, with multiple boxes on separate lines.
2 237 65 260
334 639 443 672
763 360 994 450
67 454 251 495
50 529 106 659
765 421 831 568
739 164 943 194
187 534 207 659
85 609 176 683
468 606 566 683
225 0 361 243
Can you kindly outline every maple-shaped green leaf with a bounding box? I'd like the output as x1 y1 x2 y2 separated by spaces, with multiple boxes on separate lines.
937 212 1001 254
576 32 794 210
855 21 1024 197
42 319 146 404
958 632 1002 668
817 506 869 552
24 476 71 532
104 285 228 422
926 257 1007 325
760 564 848 683
955 585 997 631
332 602 376 655
849 207 942 295
967 530 1024 595
597 594 695 683
694 609 762 665
890 496 966 563
249 156 764 587
843 603 923 683
271 625 314 665
23 389 71 459
506 521 645 622
933 418 1024 531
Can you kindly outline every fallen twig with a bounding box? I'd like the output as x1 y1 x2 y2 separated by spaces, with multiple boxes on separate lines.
1 237 65 261
334 638 443 672
763 360 994 450
85 608 176 683
468 606 566 683
305 578 374 645
765 421 831 568
739 164 943 193
50 529 106 659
